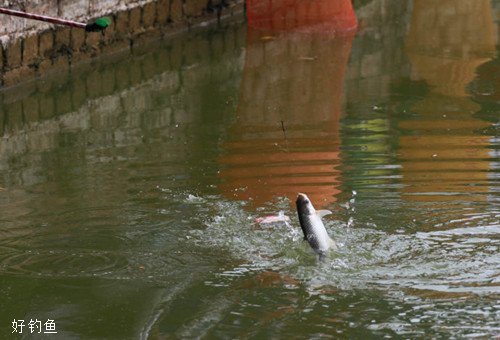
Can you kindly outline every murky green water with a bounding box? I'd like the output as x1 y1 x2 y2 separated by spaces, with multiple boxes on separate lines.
1 1 499 338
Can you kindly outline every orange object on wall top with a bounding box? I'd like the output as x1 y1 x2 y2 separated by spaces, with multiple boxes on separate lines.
246 0 358 34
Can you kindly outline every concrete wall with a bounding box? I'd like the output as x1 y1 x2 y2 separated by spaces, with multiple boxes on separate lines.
0 0 243 87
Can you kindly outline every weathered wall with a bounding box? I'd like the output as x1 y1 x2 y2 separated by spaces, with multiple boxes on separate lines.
1 0 154 39
0 0 243 87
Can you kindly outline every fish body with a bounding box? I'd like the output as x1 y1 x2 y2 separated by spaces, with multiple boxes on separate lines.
296 193 336 259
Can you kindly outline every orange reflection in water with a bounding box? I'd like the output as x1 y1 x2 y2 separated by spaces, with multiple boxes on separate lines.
401 0 496 203
406 0 496 98
218 2 357 209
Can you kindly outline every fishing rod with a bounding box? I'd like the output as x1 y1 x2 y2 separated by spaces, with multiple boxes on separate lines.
0 7 111 31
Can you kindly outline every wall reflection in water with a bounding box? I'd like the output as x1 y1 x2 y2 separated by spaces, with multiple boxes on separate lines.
0 26 246 339
219 0 357 208
400 0 497 207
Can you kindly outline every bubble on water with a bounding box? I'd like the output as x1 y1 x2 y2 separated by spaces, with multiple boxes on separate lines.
347 217 354 228
332 258 349 269
186 194 204 203
213 215 225 223
156 186 171 193
341 202 350 210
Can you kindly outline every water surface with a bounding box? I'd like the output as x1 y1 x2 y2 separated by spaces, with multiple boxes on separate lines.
0 1 499 338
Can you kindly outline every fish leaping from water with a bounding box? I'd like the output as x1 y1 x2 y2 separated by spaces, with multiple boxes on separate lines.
296 193 336 260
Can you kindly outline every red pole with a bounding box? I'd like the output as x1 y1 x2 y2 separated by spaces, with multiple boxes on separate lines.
0 7 86 29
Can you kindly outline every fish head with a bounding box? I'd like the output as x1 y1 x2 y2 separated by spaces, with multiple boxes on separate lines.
296 193 316 216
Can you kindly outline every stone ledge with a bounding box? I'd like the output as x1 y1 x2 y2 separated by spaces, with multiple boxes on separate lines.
0 0 244 88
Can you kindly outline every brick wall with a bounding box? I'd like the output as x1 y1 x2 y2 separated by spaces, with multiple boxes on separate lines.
0 0 243 87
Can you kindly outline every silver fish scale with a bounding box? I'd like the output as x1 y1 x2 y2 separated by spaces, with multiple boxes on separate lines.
296 193 335 259
301 213 331 254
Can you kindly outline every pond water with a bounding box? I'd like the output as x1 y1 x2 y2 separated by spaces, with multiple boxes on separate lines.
0 1 499 338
